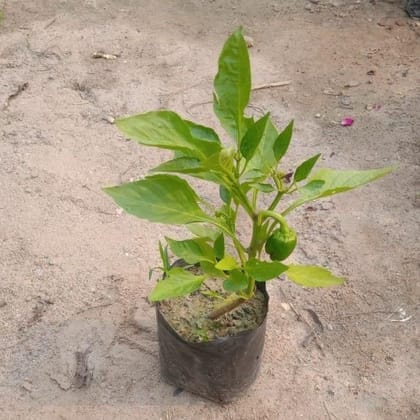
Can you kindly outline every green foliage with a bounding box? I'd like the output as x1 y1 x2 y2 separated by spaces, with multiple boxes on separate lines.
149 268 205 301
285 265 345 288
244 259 287 282
104 27 392 307
223 270 248 292
294 154 321 183
285 167 394 214
213 27 251 142
104 175 212 225
166 237 215 264
215 255 239 271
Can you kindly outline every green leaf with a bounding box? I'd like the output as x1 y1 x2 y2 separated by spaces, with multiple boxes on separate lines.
240 113 270 161
200 261 226 278
187 224 220 241
151 155 226 185
159 241 170 273
285 167 394 214
215 255 239 271
149 268 205 301
219 185 231 204
285 265 345 288
241 118 279 182
150 157 203 174
213 27 251 142
244 182 275 193
116 111 216 159
294 153 321 183
166 237 215 264
218 147 235 173
273 120 294 161
245 258 287 282
184 120 221 156
223 270 248 292
214 234 225 260
104 174 211 224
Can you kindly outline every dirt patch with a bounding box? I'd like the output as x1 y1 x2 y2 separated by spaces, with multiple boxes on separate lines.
159 276 267 342
0 1 419 419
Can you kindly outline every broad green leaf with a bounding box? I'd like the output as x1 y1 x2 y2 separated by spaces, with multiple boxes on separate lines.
166 237 215 264
245 258 287 282
241 118 279 182
285 265 345 288
223 270 248 292
240 113 270 161
285 167 394 214
214 234 225 260
184 120 221 156
219 185 231 204
151 155 227 185
215 255 239 271
149 268 205 301
273 120 294 162
200 261 226 278
213 28 251 142
187 224 220 241
104 174 211 224
243 115 255 132
150 157 203 174
116 111 215 159
294 153 321 183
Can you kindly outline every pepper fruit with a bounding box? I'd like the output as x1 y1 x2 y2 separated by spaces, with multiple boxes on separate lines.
265 224 297 261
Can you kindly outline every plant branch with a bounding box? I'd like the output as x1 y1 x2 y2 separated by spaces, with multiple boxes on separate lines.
259 210 288 230
268 173 285 211
208 296 245 320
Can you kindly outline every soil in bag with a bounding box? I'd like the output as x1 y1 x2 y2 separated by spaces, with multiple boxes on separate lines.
156 268 268 403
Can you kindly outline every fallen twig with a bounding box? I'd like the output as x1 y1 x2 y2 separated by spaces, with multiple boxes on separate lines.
92 51 120 60
44 17 57 29
390 315 413 322
3 82 29 110
187 81 292 112
386 306 414 322
279 287 326 355
74 302 113 315
252 80 291 91
305 308 324 331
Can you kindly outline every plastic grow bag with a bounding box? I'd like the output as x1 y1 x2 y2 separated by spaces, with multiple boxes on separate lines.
156 283 269 403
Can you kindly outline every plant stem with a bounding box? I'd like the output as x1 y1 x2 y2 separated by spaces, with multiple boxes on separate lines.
246 276 255 297
259 210 288 230
208 296 245 320
268 192 283 211
268 173 285 211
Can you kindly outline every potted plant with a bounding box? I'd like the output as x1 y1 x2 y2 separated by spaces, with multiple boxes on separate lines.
104 28 392 403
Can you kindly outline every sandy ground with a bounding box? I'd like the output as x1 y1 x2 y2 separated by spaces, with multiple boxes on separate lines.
0 0 419 419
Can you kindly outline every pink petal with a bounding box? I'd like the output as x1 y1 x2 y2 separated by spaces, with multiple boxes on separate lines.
341 117 354 127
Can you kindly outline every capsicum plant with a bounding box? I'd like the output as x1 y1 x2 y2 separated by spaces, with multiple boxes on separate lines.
104 28 392 318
